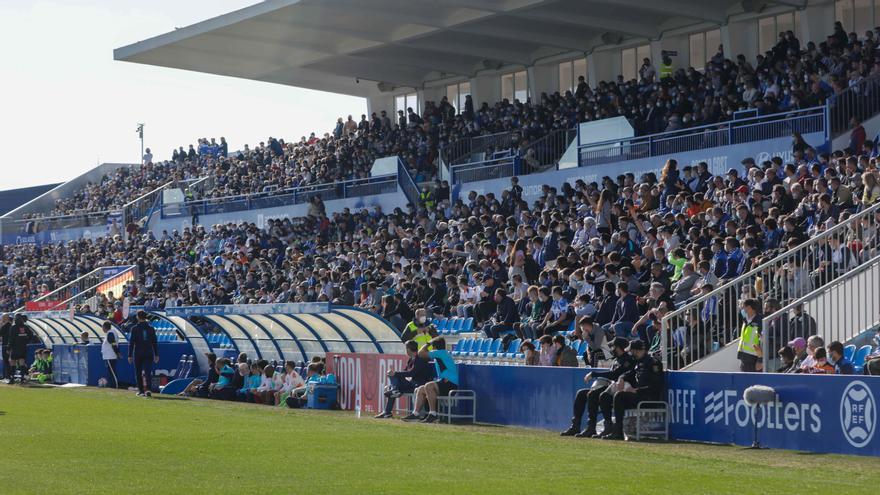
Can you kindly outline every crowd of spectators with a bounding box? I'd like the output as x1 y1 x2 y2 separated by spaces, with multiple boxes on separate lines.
24 23 878 220
3 130 879 374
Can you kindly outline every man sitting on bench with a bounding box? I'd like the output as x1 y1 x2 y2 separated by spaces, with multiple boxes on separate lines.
374 340 432 418
403 337 458 423
599 339 664 440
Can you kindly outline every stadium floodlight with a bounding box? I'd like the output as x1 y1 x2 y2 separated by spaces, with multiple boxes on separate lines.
136 123 144 165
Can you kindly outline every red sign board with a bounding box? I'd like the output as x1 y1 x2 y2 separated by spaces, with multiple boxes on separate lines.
25 300 65 312
326 352 408 413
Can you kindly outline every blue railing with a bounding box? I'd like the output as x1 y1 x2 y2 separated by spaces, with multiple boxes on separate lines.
165 175 398 218
397 157 420 206
451 155 519 184
577 106 826 167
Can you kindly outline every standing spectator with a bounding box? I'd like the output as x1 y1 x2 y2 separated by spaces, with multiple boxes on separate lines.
736 299 762 372
127 310 159 397
101 321 122 389
849 117 866 155
0 313 11 382
7 314 33 383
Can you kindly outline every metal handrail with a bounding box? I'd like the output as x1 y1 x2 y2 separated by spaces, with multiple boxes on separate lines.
16 265 136 313
827 71 880 137
180 175 396 208
660 200 880 370
760 253 880 371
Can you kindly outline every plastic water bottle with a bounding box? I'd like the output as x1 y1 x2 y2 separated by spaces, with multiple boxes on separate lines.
355 395 362 419
712 341 720 352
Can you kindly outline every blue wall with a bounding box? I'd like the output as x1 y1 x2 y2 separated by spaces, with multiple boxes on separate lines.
53 342 194 387
458 364 880 457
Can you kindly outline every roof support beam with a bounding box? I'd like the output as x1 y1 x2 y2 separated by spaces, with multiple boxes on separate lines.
451 23 594 52
402 37 533 66
585 0 728 24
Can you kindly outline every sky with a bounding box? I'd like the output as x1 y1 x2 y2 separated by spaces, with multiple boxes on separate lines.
0 0 365 189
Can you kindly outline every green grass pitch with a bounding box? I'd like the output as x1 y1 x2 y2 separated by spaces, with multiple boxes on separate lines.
0 385 877 494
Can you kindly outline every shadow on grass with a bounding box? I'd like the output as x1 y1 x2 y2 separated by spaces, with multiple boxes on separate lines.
150 395 189 402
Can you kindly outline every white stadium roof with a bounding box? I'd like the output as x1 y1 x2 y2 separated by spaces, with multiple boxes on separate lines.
114 0 763 98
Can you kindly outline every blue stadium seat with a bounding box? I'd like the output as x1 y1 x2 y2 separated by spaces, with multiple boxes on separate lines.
479 339 503 358
844 344 857 363
853 345 873 372
435 318 448 331
503 339 522 358
451 318 465 333
452 338 472 356
462 317 474 332
467 339 488 357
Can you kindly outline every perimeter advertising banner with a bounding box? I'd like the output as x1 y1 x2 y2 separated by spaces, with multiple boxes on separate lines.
666 372 879 456
326 352 408 414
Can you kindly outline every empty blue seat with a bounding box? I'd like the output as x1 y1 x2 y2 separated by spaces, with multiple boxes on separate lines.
853 345 873 372
504 339 522 358
479 339 503 358
467 338 488 357
452 338 473 356
462 317 474 332
844 344 857 363
434 318 448 331
451 318 465 332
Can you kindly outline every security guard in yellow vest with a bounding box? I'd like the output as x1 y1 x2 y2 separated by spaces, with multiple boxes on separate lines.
660 53 673 80
737 298 763 372
402 308 428 342
419 187 435 210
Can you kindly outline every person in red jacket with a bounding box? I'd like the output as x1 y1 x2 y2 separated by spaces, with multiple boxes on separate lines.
849 117 866 155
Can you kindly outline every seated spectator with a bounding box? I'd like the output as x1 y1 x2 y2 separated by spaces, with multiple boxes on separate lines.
404 337 458 423
787 337 807 371
775 345 796 373
209 358 238 400
578 316 610 368
520 340 539 366
798 335 825 371
536 286 575 336
602 283 639 339
483 288 518 339
28 349 53 383
375 340 432 419
553 335 579 367
561 337 634 437
274 361 305 406
515 286 549 340
806 347 835 374
254 364 277 404
180 352 218 397
538 335 555 366
826 341 854 375
237 363 263 402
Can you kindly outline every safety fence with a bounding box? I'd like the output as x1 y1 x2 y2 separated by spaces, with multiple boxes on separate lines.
660 201 880 370
827 72 880 136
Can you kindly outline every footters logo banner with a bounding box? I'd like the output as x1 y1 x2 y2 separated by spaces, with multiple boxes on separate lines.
667 372 880 457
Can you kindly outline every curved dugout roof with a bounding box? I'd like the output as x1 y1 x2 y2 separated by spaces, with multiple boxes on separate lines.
25 315 128 348
190 306 404 363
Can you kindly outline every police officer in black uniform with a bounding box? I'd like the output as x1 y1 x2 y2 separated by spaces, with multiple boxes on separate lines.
599 339 664 440
561 337 635 437
8 314 33 383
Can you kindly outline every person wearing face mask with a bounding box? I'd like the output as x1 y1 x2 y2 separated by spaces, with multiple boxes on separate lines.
401 308 429 343
736 299 762 372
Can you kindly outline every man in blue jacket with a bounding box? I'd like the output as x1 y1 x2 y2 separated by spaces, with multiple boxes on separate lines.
375 340 432 418
602 283 639 338
128 310 159 397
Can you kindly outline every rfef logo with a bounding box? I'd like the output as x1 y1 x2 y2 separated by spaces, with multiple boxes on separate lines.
840 380 876 448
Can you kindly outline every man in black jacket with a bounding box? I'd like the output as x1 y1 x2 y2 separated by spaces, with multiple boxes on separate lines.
483 289 518 339
1 313 11 382
600 339 665 440
128 310 159 397
7 314 33 383
561 337 635 438
375 340 433 418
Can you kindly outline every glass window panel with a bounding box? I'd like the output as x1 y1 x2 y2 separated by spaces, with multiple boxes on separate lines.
458 81 470 110
621 48 636 80
690 33 705 70
836 0 854 32
559 61 573 93
758 17 777 54
276 341 305 363
333 309 402 341
320 313 370 342
637 44 651 67
776 13 794 35
854 0 873 35
446 84 458 110
395 95 406 115
514 70 528 101
292 314 345 342
706 29 721 62
501 73 514 101
573 57 587 85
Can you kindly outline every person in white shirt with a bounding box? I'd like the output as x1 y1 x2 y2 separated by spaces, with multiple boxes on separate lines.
100 321 122 389
256 364 278 404
274 361 305 406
